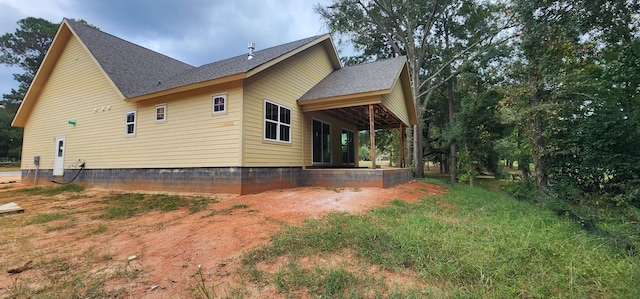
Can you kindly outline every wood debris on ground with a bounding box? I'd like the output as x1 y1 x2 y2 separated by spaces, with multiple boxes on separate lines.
0 202 24 214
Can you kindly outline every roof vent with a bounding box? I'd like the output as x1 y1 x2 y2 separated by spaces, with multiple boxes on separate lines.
248 42 255 60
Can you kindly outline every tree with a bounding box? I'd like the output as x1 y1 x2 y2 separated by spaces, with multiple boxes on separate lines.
451 64 509 186
1 17 60 113
0 17 59 160
358 129 399 165
545 36 640 203
509 0 640 192
315 0 512 177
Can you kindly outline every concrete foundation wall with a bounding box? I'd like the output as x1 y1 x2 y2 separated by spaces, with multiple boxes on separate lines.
302 168 412 189
22 167 412 194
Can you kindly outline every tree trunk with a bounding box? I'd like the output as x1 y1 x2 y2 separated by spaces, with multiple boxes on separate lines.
413 123 424 176
412 63 425 178
532 112 548 191
529 74 548 191
448 81 457 184
465 143 474 187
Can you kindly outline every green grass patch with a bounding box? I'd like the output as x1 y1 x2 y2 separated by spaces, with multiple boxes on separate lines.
4 255 113 298
14 184 85 196
241 181 640 298
146 194 189 212
210 204 249 217
189 196 219 214
87 224 108 236
46 218 77 232
101 192 220 219
274 261 362 298
28 212 68 224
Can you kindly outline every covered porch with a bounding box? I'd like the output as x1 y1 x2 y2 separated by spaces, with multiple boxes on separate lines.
298 55 417 173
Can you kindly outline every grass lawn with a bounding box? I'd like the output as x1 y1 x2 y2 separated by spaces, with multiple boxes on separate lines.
241 179 640 298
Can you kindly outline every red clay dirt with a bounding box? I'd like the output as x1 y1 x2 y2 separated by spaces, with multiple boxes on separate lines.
0 179 446 298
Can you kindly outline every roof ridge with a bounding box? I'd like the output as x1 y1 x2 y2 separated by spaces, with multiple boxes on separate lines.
199 34 329 69
64 17 195 98
137 34 332 97
64 18 193 67
64 17 332 98
300 55 408 101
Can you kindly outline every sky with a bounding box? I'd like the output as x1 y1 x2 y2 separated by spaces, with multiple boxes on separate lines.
0 0 337 98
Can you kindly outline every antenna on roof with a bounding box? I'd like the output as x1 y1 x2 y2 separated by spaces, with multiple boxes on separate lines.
248 42 255 60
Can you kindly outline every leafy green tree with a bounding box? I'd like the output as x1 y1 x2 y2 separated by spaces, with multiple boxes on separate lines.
358 129 399 165
546 36 640 203
0 17 59 160
448 63 509 185
315 0 511 177
0 107 21 160
1 17 59 113
508 0 640 192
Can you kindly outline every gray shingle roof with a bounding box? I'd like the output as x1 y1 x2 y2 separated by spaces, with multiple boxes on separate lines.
65 18 193 98
299 56 407 101
65 18 328 98
144 35 327 95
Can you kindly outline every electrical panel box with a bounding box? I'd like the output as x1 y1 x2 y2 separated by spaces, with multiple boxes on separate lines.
34 156 40 166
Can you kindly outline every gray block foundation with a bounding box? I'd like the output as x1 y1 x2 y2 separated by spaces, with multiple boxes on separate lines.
22 167 413 194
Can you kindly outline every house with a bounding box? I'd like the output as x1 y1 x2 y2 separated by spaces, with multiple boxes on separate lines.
12 18 417 194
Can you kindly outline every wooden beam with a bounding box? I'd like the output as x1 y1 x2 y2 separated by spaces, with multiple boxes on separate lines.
369 104 376 169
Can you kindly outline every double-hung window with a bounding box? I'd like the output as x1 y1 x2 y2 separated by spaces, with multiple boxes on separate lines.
125 110 136 136
264 100 291 142
155 104 166 123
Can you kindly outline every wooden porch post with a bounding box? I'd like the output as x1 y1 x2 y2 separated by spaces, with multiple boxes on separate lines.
369 104 376 169
399 124 405 168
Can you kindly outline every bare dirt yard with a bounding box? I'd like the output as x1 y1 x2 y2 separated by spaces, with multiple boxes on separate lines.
0 178 445 298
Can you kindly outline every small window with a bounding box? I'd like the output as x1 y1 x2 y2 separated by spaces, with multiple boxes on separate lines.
155 104 166 123
212 94 227 114
125 110 136 136
264 100 291 142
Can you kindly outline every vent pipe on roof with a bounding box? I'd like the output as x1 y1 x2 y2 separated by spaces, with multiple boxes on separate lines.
248 42 255 60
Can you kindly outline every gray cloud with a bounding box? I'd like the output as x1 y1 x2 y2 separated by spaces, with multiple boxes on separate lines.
0 0 330 98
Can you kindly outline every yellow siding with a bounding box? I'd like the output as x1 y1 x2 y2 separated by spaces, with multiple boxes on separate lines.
242 44 335 166
381 79 410 126
302 111 359 166
21 34 243 170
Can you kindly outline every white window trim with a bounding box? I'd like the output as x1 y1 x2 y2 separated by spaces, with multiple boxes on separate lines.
125 110 137 137
212 93 228 115
264 99 292 143
155 104 167 123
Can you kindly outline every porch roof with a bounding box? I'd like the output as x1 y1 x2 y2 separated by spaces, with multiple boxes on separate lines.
298 56 417 130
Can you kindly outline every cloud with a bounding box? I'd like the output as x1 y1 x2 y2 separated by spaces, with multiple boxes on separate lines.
0 0 330 96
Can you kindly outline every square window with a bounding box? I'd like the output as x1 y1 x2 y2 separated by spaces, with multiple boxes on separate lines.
264 100 291 143
213 94 227 114
156 104 166 122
